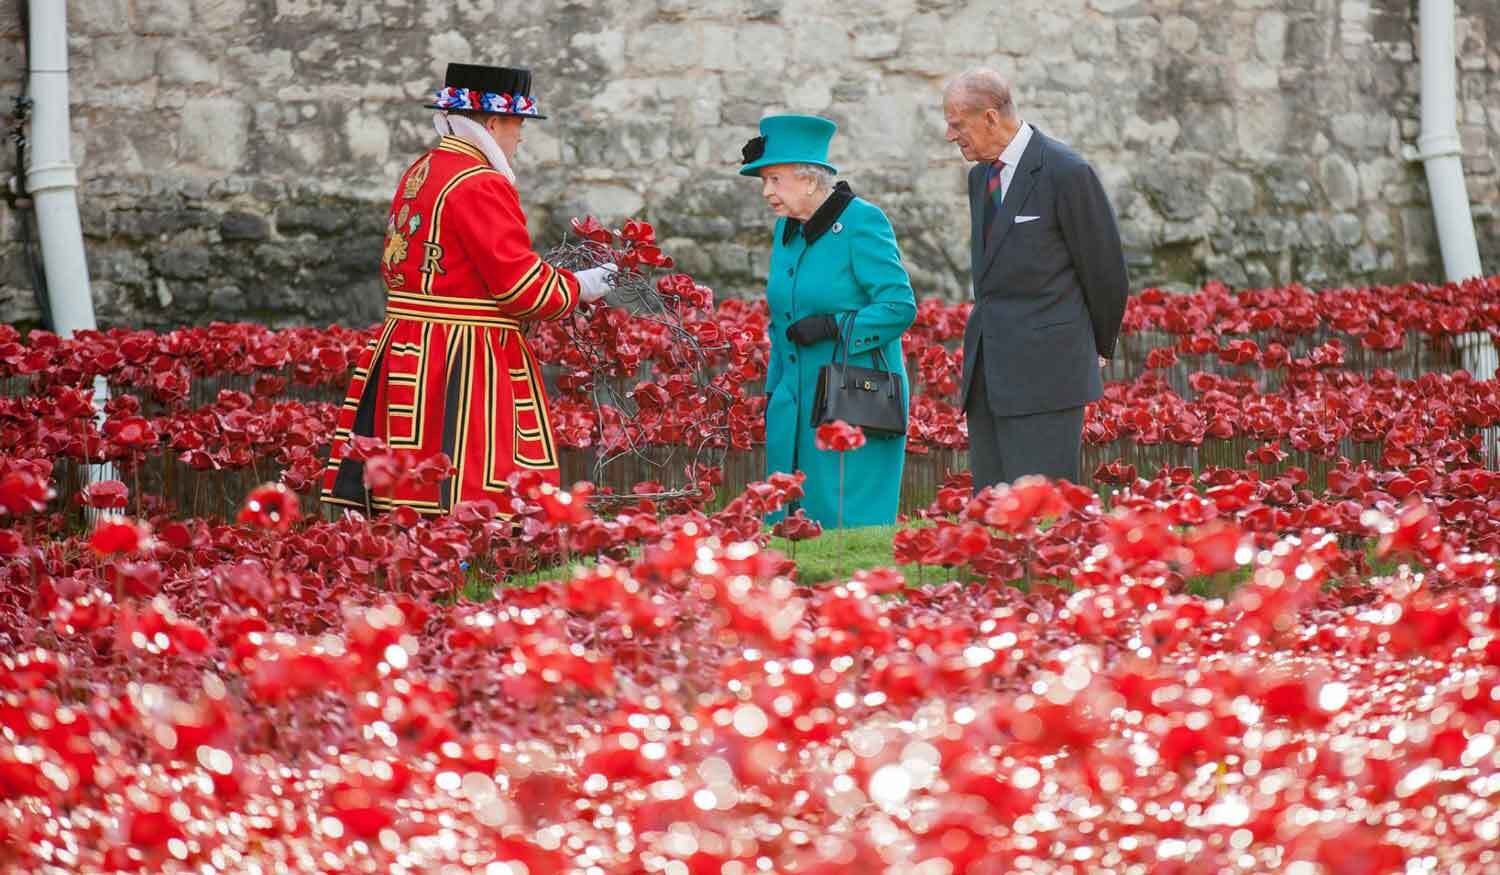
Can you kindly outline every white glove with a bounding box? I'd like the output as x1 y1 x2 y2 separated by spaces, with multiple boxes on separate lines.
576 264 619 304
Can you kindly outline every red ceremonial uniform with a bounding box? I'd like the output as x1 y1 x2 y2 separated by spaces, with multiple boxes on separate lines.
321 135 580 516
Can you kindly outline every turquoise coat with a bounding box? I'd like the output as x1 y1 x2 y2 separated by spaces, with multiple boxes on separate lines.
763 184 917 528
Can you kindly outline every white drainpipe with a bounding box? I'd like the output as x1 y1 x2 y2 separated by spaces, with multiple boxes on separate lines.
25 0 115 488
1403 0 1492 405
1404 0 1484 283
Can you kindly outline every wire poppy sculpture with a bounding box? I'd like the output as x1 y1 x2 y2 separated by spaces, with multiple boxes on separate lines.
541 217 743 507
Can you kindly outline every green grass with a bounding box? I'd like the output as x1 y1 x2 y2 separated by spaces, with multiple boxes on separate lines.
460 566 505 602
1183 567 1254 599
457 525 947 599
768 524 937 587
458 547 633 601
456 525 1414 603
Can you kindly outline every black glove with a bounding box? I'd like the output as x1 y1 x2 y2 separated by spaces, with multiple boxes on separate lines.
785 314 840 346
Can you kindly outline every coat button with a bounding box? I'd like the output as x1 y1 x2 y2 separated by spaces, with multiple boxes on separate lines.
787 268 794 277
789 354 796 362
783 311 791 318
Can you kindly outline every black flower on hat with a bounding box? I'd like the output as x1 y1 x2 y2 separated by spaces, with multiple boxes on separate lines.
741 136 766 165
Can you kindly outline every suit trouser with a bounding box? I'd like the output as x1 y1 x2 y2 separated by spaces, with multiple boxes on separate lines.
964 348 1085 490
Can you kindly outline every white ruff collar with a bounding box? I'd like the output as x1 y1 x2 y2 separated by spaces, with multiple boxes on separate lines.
432 112 515 183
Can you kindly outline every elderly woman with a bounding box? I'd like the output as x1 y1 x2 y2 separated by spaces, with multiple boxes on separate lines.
740 114 917 528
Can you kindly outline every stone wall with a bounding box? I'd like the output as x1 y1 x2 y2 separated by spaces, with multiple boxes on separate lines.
0 0 1497 330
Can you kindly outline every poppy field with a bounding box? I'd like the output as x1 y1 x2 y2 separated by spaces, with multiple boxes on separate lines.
3 250 1500 872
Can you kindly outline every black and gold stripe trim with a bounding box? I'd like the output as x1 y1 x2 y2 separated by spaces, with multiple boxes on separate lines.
385 307 522 330
494 257 544 307
437 136 487 163
512 350 558 470
389 323 434 450
389 290 510 310
321 492 512 520
386 290 522 330
440 326 477 510
513 268 561 320
481 343 507 490
421 166 493 293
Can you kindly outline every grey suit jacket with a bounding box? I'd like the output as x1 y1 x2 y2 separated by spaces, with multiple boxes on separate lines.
960 128 1129 417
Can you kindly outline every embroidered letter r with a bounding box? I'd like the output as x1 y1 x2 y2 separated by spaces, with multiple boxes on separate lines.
420 243 446 277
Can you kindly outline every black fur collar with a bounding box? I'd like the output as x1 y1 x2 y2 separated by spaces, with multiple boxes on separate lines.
782 181 854 246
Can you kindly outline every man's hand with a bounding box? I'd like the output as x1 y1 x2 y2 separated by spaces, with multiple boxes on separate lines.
576 264 619 304
785 314 840 346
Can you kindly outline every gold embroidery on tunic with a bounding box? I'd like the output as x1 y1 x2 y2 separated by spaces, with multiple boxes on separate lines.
403 156 431 199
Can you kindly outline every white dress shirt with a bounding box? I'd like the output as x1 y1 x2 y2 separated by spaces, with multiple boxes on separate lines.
993 121 1033 202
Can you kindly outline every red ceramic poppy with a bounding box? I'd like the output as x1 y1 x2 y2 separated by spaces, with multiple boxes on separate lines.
237 482 302 533
815 420 866 452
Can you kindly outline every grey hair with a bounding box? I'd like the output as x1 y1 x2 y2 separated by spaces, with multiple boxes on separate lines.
790 163 836 192
944 68 1016 118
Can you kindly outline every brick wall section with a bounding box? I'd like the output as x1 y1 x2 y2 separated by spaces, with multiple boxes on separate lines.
0 0 1495 329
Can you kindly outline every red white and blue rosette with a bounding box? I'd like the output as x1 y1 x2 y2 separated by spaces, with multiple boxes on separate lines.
430 86 540 118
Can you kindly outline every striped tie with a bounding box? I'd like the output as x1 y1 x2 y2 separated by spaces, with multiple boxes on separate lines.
987 159 1007 197
982 159 1007 238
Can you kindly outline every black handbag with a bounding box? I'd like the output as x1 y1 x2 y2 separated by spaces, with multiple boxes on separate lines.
810 314 908 436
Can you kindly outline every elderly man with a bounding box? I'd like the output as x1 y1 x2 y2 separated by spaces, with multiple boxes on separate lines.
322 63 616 516
943 68 1128 490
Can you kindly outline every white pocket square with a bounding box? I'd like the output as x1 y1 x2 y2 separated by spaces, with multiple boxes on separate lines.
1015 215 1040 223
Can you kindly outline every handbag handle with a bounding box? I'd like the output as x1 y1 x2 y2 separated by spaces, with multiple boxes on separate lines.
831 312 855 369
831 312 897 401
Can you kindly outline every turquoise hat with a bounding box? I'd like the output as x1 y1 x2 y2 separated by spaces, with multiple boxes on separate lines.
738 114 838 177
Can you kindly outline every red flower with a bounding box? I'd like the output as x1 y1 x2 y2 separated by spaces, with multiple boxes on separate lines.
1182 520 1246 575
1092 460 1137 485
532 481 594 525
343 435 390 461
850 566 906 594
1375 499 1444 563
107 416 159 449
404 452 455 487
772 509 823 541
89 515 150 555
314 346 348 372
1245 440 1288 465
0 467 54 516
361 453 405 491
569 214 614 244
892 526 935 564
80 479 130 510
632 244 673 268
237 483 302 533
975 475 1065 532
1144 347 1178 368
815 420 866 452
620 218 656 244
